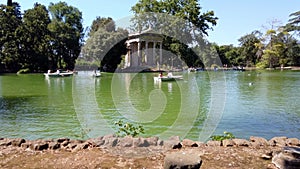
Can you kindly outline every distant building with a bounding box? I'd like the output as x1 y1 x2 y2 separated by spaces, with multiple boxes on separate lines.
125 29 163 70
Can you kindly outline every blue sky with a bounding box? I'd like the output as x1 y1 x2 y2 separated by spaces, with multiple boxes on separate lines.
16 0 300 46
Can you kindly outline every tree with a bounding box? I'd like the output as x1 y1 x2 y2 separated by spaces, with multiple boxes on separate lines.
224 46 240 66
82 18 128 72
131 0 218 68
212 44 237 67
286 11 300 37
0 2 22 72
131 0 217 37
18 3 51 72
238 31 261 67
88 17 115 36
48 2 84 70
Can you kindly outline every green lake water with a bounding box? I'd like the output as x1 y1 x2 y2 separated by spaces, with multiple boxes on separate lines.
0 71 299 141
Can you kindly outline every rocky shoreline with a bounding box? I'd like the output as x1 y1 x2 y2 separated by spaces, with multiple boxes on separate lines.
1 135 300 168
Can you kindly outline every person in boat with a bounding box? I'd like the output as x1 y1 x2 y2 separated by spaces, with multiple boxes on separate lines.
159 72 163 77
167 72 173 78
56 69 60 74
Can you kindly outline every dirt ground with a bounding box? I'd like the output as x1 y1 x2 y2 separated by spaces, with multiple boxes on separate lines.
0 144 280 169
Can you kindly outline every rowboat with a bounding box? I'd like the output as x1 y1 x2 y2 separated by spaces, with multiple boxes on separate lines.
92 70 101 77
44 70 73 77
154 73 183 82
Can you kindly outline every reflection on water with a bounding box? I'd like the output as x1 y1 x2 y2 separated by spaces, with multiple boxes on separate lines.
0 71 299 140
168 83 172 92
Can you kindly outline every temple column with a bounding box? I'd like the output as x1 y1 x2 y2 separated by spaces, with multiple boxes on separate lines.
132 42 138 67
153 42 156 67
138 41 141 66
145 41 148 65
159 42 162 70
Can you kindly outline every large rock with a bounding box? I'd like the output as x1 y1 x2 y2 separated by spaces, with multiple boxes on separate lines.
272 146 300 169
118 136 133 147
222 139 234 147
286 138 300 147
11 138 26 147
49 142 61 150
31 141 49 151
163 136 182 149
232 139 250 147
87 137 105 147
146 136 159 146
72 142 90 152
56 138 70 143
103 134 119 147
249 136 269 147
164 151 202 169
206 140 221 147
182 139 198 147
133 137 150 147
269 137 287 147
0 138 26 147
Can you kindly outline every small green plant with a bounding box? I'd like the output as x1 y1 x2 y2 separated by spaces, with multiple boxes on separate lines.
114 120 144 137
210 131 235 141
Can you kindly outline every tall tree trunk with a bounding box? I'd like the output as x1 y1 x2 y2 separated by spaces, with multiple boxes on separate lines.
7 0 12 6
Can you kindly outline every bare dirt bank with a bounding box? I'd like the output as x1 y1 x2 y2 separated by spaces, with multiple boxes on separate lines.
0 136 299 169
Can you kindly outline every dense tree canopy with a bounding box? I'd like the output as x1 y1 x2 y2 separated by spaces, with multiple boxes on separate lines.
81 17 128 72
130 0 218 68
0 1 83 73
0 1 22 72
48 2 84 70
19 3 51 72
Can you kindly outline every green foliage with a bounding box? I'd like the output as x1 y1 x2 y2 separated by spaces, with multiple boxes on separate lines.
48 2 84 70
0 1 84 73
286 10 300 35
238 31 261 67
131 0 217 36
0 2 22 72
19 3 51 72
210 131 235 141
88 17 115 37
130 0 218 69
82 18 128 72
114 120 144 137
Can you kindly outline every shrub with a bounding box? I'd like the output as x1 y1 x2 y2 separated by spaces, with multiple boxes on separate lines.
114 120 144 137
210 131 235 141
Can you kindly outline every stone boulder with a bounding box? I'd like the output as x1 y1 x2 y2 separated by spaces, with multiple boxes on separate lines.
272 146 300 169
11 138 26 147
87 137 105 147
146 136 159 146
286 138 300 147
31 141 49 151
222 139 234 147
182 139 199 147
232 138 250 147
133 137 150 147
206 140 221 147
102 134 119 147
118 136 134 147
49 142 60 150
249 136 269 147
164 151 202 169
163 136 182 149
269 137 287 147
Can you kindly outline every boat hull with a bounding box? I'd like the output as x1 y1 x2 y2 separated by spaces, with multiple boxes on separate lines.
154 76 183 82
44 72 73 77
